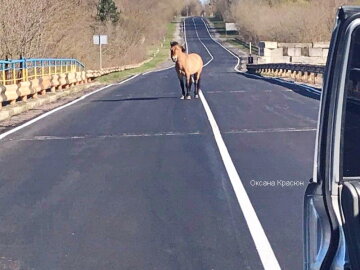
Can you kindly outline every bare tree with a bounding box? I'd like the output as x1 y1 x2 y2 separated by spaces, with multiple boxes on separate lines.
229 0 360 43
0 0 186 68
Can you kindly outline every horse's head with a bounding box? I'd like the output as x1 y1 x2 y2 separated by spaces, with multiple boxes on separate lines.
170 41 186 62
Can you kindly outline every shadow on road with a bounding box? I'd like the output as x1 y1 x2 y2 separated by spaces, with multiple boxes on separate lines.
239 73 321 101
92 97 179 102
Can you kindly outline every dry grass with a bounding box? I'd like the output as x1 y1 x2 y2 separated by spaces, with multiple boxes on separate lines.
216 0 360 42
97 22 178 84
0 0 187 69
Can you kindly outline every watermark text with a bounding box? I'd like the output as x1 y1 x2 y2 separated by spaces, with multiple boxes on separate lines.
249 179 305 188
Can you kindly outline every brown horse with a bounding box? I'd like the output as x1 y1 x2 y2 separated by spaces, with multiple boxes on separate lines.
170 41 203 100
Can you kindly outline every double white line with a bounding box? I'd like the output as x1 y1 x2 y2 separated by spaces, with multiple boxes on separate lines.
186 17 281 270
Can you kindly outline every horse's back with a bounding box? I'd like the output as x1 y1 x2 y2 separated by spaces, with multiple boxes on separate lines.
187 53 203 74
189 53 203 65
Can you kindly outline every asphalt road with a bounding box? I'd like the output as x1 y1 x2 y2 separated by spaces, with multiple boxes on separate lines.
0 17 319 270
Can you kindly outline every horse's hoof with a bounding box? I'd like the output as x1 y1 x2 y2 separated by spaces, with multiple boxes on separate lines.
194 94 199 99
185 95 191 100
180 95 185 100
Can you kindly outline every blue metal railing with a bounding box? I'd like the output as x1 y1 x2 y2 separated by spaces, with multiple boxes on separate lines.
0 58 85 85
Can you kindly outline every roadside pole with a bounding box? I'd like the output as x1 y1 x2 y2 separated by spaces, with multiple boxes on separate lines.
248 42 254 64
93 35 108 70
99 37 102 70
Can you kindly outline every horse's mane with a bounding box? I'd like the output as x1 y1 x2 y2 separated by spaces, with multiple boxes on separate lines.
170 41 186 52
170 41 179 47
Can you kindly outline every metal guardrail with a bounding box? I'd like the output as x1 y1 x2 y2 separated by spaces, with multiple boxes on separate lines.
234 38 259 54
246 63 325 85
0 58 85 85
247 63 325 74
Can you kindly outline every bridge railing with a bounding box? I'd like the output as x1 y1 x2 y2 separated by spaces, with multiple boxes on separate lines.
0 55 159 110
0 58 88 107
234 38 259 54
246 63 325 85
0 58 85 86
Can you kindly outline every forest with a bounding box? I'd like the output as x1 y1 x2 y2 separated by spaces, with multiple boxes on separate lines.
212 0 360 42
0 0 201 68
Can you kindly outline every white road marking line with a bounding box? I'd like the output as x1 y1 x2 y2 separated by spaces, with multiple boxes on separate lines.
207 89 293 94
200 18 241 72
189 18 281 270
0 18 219 141
192 18 214 67
0 74 141 141
224 127 317 134
206 90 247 94
7 131 203 141
142 65 174 75
199 90 281 270
184 20 188 53
200 17 322 96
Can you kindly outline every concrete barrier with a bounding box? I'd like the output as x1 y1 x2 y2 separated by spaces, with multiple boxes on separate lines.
18 81 31 101
65 72 76 88
258 41 329 65
247 63 325 86
309 48 323 57
51 75 60 92
75 72 83 85
40 76 52 95
259 41 278 50
0 85 6 108
59 73 67 88
0 52 160 113
278 43 312 48
81 71 86 82
30 79 41 98
4 84 19 105
313 42 330 48
288 48 300 57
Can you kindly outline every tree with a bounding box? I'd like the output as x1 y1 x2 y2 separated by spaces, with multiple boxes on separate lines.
97 0 120 23
0 0 186 68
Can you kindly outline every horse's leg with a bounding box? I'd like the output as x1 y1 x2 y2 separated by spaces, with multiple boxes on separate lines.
185 74 192 100
193 73 199 98
193 74 197 98
178 75 185 99
194 72 201 99
195 77 201 98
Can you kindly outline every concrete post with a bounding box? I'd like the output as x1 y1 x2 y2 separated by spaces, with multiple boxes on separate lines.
302 71 309 83
309 73 316 84
315 74 323 85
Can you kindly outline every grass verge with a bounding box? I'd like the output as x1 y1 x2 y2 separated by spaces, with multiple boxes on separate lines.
207 17 257 54
227 39 248 51
208 17 238 38
208 17 225 29
97 22 177 84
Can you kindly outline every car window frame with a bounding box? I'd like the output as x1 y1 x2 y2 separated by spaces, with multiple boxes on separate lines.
334 19 360 187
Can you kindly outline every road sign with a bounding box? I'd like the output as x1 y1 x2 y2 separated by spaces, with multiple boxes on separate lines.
93 35 108 45
93 35 108 70
225 23 237 32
